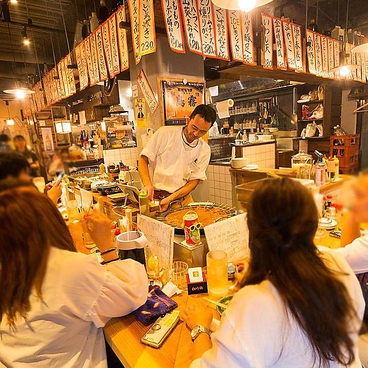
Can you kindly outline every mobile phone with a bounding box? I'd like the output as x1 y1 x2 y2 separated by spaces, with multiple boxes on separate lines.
141 310 180 348
54 173 64 186
329 229 341 239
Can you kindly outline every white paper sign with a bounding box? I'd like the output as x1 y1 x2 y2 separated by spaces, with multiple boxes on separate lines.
204 213 249 262
262 13 273 69
306 30 316 75
213 5 229 60
293 23 303 71
139 0 156 56
282 20 295 69
273 17 286 69
314 33 322 75
241 12 255 65
198 0 216 58
116 6 130 72
137 215 174 271
127 0 141 64
228 10 243 62
180 0 202 55
328 38 334 77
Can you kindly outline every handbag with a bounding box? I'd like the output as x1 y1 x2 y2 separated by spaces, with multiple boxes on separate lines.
134 286 178 326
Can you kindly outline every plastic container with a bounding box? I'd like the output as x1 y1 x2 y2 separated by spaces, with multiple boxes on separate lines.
139 190 150 216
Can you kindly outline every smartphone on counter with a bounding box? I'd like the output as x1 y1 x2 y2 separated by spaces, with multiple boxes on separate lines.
141 311 180 348
54 173 65 186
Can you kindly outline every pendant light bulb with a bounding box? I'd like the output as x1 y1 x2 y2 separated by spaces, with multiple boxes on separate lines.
10 0 18 4
15 89 26 99
238 0 256 12
339 65 350 77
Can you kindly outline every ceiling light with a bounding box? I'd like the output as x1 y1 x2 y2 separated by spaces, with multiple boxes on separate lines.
331 63 359 77
6 119 15 126
3 87 35 98
23 38 30 46
211 0 272 12
10 0 18 4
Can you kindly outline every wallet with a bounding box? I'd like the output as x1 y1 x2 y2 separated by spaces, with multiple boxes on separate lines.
134 286 178 326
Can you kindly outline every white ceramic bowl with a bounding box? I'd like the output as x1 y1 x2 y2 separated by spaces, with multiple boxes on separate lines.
230 157 247 168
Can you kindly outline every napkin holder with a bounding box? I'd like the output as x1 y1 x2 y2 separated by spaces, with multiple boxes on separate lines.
186 267 208 295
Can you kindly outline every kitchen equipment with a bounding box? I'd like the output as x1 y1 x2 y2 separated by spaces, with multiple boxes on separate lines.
230 157 247 168
116 230 147 264
291 150 313 179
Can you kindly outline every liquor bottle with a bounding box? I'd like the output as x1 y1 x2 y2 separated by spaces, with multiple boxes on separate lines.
308 19 318 32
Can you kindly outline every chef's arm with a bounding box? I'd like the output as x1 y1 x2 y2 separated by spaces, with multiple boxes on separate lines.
340 211 361 247
138 155 154 200
159 179 200 212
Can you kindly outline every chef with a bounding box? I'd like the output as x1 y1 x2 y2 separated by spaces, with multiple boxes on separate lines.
138 104 216 212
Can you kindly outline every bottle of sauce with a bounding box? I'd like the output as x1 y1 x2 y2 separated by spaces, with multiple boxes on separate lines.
139 190 150 216
314 151 326 186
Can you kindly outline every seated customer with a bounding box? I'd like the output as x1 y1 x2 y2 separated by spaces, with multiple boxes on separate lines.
182 178 364 367
0 151 61 203
0 183 148 367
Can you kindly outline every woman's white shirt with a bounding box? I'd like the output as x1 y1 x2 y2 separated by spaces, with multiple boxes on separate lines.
0 247 148 368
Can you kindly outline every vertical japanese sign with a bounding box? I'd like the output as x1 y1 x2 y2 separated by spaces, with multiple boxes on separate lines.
321 36 328 75
333 40 340 68
228 10 243 62
102 21 114 78
75 42 89 90
135 98 147 129
241 12 255 65
328 38 334 77
139 0 156 56
57 59 66 98
66 53 76 96
127 0 141 64
84 37 94 86
292 24 303 71
282 20 295 69
198 0 216 58
137 69 158 113
261 14 273 69
213 5 229 60
273 17 286 69
89 32 101 84
306 30 316 74
109 14 120 76
180 0 202 55
116 5 129 71
314 33 322 75
161 0 185 53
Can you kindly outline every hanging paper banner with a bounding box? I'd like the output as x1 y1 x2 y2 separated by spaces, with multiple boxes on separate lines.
79 42 89 90
66 53 76 96
179 0 202 55
49 67 59 104
228 10 243 62
328 38 334 77
116 5 129 72
355 52 361 81
95 27 108 82
282 20 295 69
273 17 286 69
292 23 303 71
137 69 158 113
213 5 229 60
362 54 367 83
89 34 100 85
321 36 328 76
198 0 216 58
241 12 255 65
102 21 114 78
84 38 94 86
261 13 273 69
139 0 156 56
57 60 66 99
161 0 185 53
42 73 50 106
333 40 340 68
127 0 141 64
314 33 323 75
109 14 120 77
306 30 316 75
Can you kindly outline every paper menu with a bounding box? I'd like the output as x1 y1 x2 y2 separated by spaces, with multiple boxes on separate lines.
137 214 174 270
204 213 249 262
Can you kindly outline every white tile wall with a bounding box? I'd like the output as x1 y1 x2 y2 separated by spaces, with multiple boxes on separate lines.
103 147 138 168
207 164 232 206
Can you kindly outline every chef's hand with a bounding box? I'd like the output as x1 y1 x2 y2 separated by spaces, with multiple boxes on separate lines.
144 184 154 201
159 197 170 212
181 302 213 330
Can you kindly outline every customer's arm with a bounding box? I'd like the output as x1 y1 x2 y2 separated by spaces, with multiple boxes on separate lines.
138 155 154 200
341 211 361 247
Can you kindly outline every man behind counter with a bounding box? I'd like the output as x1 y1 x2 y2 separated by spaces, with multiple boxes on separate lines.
138 104 216 212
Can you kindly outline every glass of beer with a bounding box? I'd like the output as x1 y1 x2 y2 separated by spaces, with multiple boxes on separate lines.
206 250 228 297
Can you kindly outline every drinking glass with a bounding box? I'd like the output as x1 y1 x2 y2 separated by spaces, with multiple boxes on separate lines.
169 261 189 289
206 250 228 297
66 199 80 223
80 208 95 249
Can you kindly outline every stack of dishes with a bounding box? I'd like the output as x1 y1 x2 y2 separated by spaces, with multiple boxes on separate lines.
318 217 337 230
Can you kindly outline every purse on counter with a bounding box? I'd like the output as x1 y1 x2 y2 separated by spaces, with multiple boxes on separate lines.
134 286 178 326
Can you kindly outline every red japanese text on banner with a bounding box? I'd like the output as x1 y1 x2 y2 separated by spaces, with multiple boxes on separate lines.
282 20 295 69
333 40 340 68
241 12 255 65
321 36 328 76
137 69 158 113
293 23 303 71
102 20 114 78
306 30 316 74
109 14 120 76
213 5 229 60
228 10 243 62
116 6 129 71
261 14 273 69
314 33 323 75
95 27 108 82
328 38 334 77
273 17 286 69
127 0 141 64
198 0 216 58
180 0 202 55
139 0 156 56
66 53 76 96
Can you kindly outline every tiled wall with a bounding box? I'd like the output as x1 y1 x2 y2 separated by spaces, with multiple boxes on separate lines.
103 147 138 168
207 165 232 206
241 143 275 168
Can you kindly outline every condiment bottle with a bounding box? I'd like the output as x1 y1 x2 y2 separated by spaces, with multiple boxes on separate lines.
333 155 339 180
314 150 326 186
139 190 150 216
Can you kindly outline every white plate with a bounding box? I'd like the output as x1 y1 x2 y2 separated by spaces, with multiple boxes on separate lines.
242 164 259 170
318 219 337 229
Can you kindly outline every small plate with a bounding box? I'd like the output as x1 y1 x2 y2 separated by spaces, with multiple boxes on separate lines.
319 219 337 229
242 164 259 170
216 296 233 316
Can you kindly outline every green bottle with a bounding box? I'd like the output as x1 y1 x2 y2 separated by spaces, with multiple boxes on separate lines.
139 189 150 216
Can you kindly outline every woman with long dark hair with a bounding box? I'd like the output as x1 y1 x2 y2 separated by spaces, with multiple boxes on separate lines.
0 184 148 367
183 178 364 367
